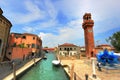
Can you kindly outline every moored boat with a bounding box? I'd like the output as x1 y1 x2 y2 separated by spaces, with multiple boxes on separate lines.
43 56 47 59
52 60 60 66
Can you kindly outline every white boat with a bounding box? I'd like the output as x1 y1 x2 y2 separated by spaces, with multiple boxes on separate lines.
52 60 60 66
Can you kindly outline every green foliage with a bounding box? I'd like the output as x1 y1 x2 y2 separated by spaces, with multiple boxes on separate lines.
18 43 25 48
12 43 16 47
108 31 120 52
44 46 48 48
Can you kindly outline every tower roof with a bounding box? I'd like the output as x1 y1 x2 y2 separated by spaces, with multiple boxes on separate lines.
0 8 3 15
83 13 91 19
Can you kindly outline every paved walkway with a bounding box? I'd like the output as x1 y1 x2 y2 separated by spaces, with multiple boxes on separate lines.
61 60 92 80
3 58 41 80
61 59 120 80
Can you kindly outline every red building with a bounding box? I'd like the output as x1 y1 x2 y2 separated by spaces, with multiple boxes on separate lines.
6 33 42 60
82 13 95 58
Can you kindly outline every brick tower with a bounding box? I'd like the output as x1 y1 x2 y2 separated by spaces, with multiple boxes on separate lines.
82 13 95 58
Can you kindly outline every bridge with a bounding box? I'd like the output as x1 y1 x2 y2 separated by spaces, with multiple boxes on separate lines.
42 48 55 53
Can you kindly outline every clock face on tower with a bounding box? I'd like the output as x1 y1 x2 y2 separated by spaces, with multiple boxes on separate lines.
88 29 93 32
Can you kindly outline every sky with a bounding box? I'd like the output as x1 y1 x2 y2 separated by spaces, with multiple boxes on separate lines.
0 0 120 47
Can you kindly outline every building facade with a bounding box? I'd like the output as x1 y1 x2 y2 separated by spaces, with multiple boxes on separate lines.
94 44 115 55
6 33 42 60
82 13 95 58
58 43 80 56
0 8 12 61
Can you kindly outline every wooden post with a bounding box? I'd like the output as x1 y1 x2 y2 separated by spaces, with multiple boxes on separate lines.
33 58 36 65
13 62 16 80
70 63 74 80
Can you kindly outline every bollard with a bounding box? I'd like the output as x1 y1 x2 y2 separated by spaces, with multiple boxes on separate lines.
85 74 88 80
91 58 97 79
33 58 36 65
13 62 16 80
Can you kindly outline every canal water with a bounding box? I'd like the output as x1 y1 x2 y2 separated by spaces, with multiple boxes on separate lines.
19 53 69 80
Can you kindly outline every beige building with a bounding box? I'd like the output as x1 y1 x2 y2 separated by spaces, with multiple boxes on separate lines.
58 43 80 56
0 8 12 61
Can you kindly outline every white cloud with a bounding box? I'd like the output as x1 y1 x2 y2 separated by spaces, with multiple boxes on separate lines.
54 0 120 21
44 0 57 20
22 26 36 33
22 19 58 33
39 19 84 47
5 0 46 24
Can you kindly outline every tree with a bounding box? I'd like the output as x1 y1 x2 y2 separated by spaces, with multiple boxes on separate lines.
44 46 48 48
108 31 120 52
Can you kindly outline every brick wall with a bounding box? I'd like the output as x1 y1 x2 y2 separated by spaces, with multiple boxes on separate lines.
11 47 32 59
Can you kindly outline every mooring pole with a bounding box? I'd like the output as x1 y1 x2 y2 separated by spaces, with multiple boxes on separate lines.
70 63 74 80
13 62 16 80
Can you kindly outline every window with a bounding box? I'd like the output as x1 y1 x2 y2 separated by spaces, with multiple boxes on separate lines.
31 43 35 48
70 48 72 50
67 48 69 51
8 52 11 55
74 48 76 50
33 37 35 40
22 36 26 39
37 45 40 49
64 48 66 50
60 48 62 50
15 36 18 39
27 44 30 48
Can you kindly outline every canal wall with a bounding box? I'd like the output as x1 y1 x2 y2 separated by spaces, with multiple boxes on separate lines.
3 58 41 80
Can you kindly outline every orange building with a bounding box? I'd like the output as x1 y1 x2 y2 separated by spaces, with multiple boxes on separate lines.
6 33 42 60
